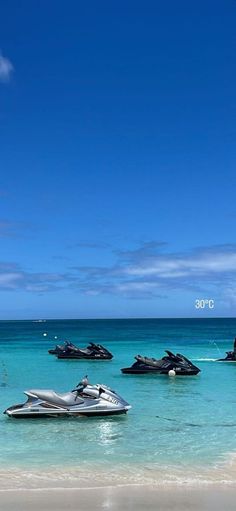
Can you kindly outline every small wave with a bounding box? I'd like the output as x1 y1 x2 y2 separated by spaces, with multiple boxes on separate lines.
1 462 236 490
193 358 217 362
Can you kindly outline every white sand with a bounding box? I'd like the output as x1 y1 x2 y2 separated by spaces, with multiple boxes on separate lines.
1 485 236 511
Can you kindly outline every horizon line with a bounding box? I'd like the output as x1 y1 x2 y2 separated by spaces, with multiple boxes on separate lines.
0 316 235 322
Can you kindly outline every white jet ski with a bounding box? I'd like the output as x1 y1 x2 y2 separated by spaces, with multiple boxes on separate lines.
4 377 131 418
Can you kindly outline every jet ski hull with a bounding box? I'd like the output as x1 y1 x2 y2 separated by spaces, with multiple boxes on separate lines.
57 353 112 359
4 405 129 418
217 358 236 362
121 367 200 375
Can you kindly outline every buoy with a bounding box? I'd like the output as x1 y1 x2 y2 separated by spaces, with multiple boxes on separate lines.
54 336 58 339
43 332 47 337
168 369 176 377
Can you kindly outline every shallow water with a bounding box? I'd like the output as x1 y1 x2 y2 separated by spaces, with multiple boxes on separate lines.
0 318 236 484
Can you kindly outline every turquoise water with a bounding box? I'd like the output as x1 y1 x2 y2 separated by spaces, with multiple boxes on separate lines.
1 318 236 484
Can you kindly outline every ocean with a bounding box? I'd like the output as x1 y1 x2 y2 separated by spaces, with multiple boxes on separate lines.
1 317 236 488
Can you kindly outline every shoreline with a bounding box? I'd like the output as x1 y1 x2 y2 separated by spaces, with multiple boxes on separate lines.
1 457 236 490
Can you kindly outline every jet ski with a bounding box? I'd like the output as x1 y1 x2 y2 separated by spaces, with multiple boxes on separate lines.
217 338 236 361
57 342 113 360
4 377 131 418
121 350 200 375
49 342 113 360
217 352 236 362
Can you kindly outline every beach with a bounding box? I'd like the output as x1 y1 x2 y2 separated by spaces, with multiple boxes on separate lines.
1 484 236 511
1 319 236 509
1 463 236 510
1 0 235 505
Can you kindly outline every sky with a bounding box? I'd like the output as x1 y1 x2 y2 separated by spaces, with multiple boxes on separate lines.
0 0 236 319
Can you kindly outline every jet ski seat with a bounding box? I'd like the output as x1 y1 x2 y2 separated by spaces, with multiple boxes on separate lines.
135 355 164 367
26 389 85 407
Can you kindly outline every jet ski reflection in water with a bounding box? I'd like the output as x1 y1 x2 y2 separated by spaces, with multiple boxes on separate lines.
49 341 113 360
217 338 236 361
121 351 200 375
4 376 131 418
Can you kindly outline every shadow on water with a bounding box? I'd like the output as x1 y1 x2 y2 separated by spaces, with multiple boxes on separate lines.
0 361 8 388
156 415 236 428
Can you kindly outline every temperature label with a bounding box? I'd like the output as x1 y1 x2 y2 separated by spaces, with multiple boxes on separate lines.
195 299 214 309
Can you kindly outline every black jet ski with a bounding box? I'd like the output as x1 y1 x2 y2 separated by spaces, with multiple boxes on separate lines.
56 342 113 360
4 376 131 418
121 350 200 375
217 338 236 361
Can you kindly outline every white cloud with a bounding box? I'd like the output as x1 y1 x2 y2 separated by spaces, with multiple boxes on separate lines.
124 251 236 278
71 243 236 300
0 272 23 288
0 266 69 292
117 282 159 292
0 53 14 82
1 243 236 301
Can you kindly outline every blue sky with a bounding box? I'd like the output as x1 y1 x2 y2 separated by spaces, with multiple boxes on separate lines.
0 0 236 319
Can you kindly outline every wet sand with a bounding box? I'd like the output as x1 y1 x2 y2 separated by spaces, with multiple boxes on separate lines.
1 485 236 511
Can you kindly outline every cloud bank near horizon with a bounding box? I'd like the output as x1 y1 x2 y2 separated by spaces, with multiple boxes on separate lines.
0 243 236 308
0 262 70 293
71 243 236 305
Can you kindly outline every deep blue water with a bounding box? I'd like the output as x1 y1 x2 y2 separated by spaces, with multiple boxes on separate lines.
0 318 236 482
